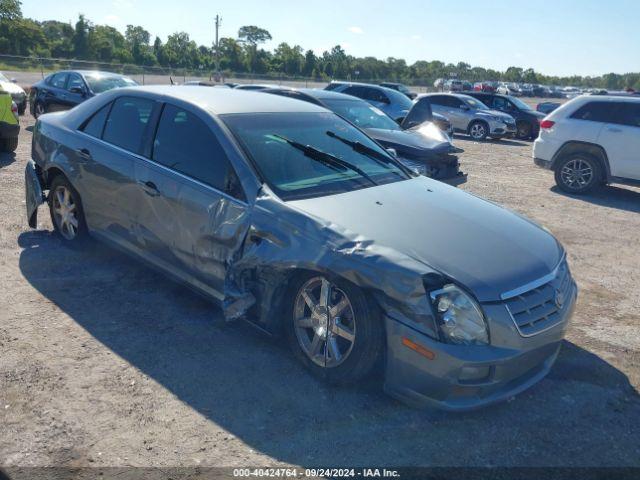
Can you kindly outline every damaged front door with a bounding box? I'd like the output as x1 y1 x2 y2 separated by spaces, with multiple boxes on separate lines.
134 103 249 298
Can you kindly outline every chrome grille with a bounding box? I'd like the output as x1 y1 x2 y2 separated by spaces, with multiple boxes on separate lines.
504 261 573 336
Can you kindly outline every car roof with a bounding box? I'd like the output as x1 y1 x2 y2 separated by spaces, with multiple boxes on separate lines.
574 94 640 104
53 70 130 78
296 88 364 101
106 85 329 114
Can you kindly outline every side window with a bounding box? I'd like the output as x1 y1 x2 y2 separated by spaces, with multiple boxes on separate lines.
570 102 617 123
617 103 640 127
369 89 389 104
67 74 84 92
152 104 244 199
325 83 342 91
103 96 155 154
343 86 366 99
50 73 68 89
81 103 111 139
446 97 463 108
492 97 511 111
428 95 445 106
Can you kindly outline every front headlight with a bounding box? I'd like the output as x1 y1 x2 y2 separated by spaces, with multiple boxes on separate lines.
429 284 488 345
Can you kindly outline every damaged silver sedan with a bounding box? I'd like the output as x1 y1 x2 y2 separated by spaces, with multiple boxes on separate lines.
25 86 577 410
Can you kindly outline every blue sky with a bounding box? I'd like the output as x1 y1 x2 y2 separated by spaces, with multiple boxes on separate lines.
22 0 639 77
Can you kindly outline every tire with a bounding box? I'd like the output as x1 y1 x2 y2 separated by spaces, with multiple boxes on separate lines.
18 103 26 115
1 136 18 153
285 272 384 385
48 175 88 242
468 120 488 141
554 153 602 195
33 101 46 119
516 121 532 140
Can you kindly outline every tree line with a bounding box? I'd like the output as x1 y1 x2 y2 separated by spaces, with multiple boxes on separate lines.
0 0 639 90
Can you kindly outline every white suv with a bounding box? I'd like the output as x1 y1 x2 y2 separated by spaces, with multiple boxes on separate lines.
533 95 640 194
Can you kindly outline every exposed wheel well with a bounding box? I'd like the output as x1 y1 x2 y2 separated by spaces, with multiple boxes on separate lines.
552 142 610 180
44 167 67 189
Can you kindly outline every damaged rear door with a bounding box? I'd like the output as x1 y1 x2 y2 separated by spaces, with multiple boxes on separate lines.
134 103 249 298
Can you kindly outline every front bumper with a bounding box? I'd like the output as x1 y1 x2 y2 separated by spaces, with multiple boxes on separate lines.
489 121 517 138
383 288 576 411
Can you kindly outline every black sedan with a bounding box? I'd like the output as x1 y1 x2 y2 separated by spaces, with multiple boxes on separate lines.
262 87 466 185
29 70 138 118
464 91 545 140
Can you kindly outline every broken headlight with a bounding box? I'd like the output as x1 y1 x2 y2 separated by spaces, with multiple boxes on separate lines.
429 284 488 345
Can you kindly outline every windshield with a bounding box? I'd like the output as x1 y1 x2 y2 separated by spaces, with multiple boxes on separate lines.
222 112 410 201
509 96 533 111
0 73 9 82
85 75 138 94
322 99 401 131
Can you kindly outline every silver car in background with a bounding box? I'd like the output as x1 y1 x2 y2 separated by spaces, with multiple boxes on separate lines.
424 93 517 141
325 81 414 123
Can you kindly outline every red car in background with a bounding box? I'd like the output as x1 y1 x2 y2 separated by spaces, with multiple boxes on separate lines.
473 82 497 92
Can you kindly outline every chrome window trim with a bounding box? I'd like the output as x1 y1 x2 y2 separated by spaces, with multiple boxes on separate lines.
499 253 566 301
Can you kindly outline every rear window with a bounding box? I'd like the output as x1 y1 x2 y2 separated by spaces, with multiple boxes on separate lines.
570 101 618 123
616 103 640 127
102 96 155 154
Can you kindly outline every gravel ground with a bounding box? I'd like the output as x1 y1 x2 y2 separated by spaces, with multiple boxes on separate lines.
1 111 639 468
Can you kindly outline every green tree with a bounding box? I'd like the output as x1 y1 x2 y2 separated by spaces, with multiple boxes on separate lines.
73 14 91 59
0 0 21 20
125 25 154 65
238 25 272 72
0 17 46 56
88 24 128 63
164 31 198 68
41 20 74 58
218 37 244 72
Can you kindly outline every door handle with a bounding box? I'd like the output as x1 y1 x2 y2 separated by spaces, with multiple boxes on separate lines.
138 180 161 197
75 148 92 160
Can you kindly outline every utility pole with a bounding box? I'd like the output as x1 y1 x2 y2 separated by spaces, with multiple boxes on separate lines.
214 14 221 82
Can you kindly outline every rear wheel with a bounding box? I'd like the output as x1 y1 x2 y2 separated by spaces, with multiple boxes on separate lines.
48 175 88 242
1 137 18 152
468 121 488 141
285 273 383 385
34 101 46 119
516 121 532 140
554 153 602 194
18 102 26 115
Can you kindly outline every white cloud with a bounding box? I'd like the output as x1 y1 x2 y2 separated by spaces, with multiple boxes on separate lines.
411 34 422 40
348 26 364 34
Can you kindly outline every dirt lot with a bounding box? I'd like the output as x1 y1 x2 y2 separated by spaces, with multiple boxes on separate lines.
1 111 639 468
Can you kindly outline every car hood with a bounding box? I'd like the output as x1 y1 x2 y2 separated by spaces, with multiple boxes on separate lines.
288 176 562 302
0 81 25 95
365 126 453 158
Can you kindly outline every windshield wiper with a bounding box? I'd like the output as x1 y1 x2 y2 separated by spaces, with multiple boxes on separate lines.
325 130 408 178
272 134 378 186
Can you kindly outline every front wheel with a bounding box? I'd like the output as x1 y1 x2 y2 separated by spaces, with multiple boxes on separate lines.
554 153 602 194
33 101 46 119
48 175 88 242
516 121 532 140
468 121 488 141
285 273 383 385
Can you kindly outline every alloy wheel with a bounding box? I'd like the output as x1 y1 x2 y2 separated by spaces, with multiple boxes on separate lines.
470 123 486 139
293 276 356 368
51 185 79 240
560 158 593 190
35 102 45 117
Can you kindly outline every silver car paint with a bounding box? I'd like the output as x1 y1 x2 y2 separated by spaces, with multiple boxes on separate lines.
25 86 575 410
424 93 517 137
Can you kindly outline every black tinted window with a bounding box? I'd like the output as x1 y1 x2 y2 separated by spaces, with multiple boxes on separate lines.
67 74 84 91
571 102 618 123
325 83 342 91
153 104 242 198
617 103 640 127
50 73 68 89
428 95 447 106
81 103 111 138
343 86 366 98
103 97 155 154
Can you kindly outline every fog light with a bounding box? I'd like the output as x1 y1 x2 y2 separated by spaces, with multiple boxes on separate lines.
458 365 491 382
